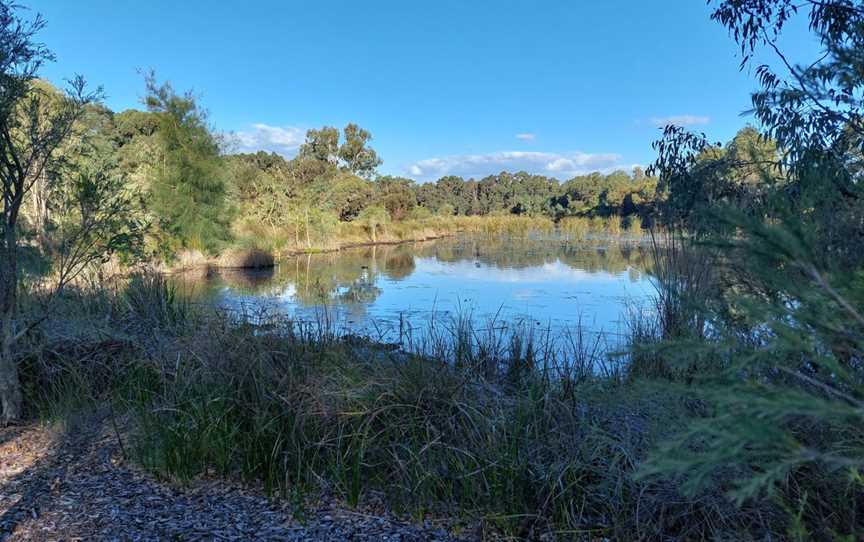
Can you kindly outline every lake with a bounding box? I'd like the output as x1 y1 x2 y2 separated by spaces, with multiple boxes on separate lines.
173 235 657 351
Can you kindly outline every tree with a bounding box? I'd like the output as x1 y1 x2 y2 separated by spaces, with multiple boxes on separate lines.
374 176 416 220
144 74 230 255
642 1 864 527
314 171 373 221
227 152 295 240
0 2 143 422
338 123 382 178
110 109 161 193
298 126 339 164
298 123 381 179
356 205 390 242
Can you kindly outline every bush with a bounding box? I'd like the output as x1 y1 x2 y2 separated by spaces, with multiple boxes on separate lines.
216 247 275 268
638 218 864 539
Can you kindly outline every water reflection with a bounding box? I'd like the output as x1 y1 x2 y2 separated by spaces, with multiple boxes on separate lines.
173 236 655 341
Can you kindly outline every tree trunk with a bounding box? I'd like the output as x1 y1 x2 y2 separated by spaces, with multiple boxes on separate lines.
304 208 311 249
0 324 21 424
30 168 48 247
0 224 21 424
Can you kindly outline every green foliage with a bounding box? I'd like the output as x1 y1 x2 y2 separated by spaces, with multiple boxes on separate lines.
313 170 373 221
51 159 147 271
639 218 864 538
107 306 741 540
5 86 668 266
374 176 415 220
355 205 389 242
0 2 146 422
638 1 864 538
298 123 382 178
144 74 230 255
338 123 382 178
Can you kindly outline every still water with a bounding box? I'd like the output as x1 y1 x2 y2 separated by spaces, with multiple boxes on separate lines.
174 235 656 345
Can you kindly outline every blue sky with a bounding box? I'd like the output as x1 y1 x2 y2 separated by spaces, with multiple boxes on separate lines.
29 0 818 181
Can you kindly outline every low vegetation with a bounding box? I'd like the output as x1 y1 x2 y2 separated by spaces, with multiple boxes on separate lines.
2 0 864 540
17 274 760 540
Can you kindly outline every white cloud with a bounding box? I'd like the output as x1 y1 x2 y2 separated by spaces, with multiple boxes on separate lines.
415 258 621 283
515 133 536 142
649 115 710 127
546 158 576 172
403 150 629 181
230 123 305 156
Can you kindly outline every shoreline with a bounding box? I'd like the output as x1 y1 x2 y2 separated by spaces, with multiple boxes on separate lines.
164 229 656 275
165 231 458 275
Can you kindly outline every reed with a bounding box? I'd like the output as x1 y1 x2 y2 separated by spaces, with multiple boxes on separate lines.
626 215 644 235
605 215 623 236
16 272 788 540
559 216 590 240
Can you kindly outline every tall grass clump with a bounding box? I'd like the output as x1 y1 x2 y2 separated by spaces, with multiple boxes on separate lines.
17 272 190 419
647 227 714 342
558 216 590 240
604 215 623 236
106 303 771 540
625 215 643 235
122 272 190 329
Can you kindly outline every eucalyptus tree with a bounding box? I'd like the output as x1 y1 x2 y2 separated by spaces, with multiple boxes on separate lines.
356 205 389 242
299 123 382 179
374 175 416 220
338 123 382 178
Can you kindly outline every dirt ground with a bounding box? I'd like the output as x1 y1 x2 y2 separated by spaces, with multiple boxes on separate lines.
0 417 464 541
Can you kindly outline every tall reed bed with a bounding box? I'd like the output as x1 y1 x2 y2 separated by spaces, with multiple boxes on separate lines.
235 214 561 257
558 215 647 241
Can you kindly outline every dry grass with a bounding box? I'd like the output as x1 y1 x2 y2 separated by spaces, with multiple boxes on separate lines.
216 247 275 269
174 249 209 270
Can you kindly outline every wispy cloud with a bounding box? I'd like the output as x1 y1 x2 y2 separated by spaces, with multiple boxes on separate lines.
230 123 305 155
404 150 632 181
515 133 536 142
649 115 710 127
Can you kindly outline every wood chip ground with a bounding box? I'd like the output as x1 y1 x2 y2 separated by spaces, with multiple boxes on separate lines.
0 419 469 541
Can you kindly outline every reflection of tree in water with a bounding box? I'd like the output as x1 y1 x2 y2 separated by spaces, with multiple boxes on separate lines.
274 246 415 307
174 235 655 311
415 235 651 275
337 266 382 303
383 247 416 280
260 244 416 308
216 268 277 293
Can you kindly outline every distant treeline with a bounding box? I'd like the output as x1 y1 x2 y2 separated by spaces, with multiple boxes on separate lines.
231 151 660 219
22 74 775 261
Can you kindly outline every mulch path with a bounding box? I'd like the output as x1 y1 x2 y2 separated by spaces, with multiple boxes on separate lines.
0 417 466 541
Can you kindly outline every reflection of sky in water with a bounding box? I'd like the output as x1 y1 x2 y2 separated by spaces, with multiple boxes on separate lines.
179 237 656 343
365 257 652 339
